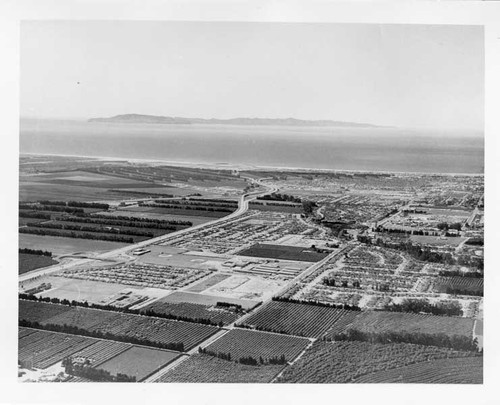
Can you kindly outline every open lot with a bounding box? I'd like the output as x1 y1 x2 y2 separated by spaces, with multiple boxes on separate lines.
97 346 180 381
19 234 128 257
410 235 466 247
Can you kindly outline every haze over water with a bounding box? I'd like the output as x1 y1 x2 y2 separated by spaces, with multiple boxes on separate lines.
20 120 484 174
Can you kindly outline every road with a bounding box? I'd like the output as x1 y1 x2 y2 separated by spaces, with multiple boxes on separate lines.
19 178 278 283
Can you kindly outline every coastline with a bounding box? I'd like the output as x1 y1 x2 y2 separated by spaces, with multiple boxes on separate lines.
20 152 484 177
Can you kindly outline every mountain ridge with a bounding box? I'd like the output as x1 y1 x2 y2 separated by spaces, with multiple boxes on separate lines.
88 114 384 128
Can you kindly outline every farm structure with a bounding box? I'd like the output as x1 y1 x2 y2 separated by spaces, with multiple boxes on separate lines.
239 301 360 339
156 353 284 383
276 341 481 384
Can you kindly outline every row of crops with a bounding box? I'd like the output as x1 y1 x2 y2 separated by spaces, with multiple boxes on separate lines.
275 341 482 384
155 354 284 383
19 300 219 351
238 300 359 339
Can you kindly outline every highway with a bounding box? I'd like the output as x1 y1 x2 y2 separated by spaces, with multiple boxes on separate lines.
19 178 278 283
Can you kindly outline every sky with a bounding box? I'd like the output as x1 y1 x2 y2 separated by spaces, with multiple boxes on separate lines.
20 21 484 131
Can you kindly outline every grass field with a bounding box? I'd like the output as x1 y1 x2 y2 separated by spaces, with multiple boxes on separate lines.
237 243 329 263
240 301 360 339
203 329 310 363
96 346 180 381
276 341 481 383
19 234 128 256
19 253 58 275
156 353 284 383
325 310 475 339
354 356 482 384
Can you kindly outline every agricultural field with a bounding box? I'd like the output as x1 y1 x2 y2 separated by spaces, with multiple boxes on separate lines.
160 291 260 311
70 340 133 367
19 300 74 324
239 301 360 338
276 341 481 383
142 299 240 326
19 253 58 275
104 208 213 225
203 329 310 363
325 310 475 340
19 328 97 369
354 356 483 384
19 300 219 351
96 346 180 381
156 353 284 383
430 276 483 296
19 234 128 257
237 243 329 263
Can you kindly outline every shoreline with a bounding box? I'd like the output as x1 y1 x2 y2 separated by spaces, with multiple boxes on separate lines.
20 152 484 177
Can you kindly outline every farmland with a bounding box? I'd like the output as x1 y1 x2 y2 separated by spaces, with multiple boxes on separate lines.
19 300 220 351
202 329 310 363
19 253 58 274
18 157 484 384
70 340 133 366
19 233 128 256
239 300 360 338
237 243 329 263
324 310 475 340
430 276 483 296
141 299 240 326
19 327 97 369
354 356 483 384
96 346 180 381
156 353 283 383
276 341 481 383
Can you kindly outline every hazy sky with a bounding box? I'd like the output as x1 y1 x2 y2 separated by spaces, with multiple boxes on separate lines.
21 21 484 131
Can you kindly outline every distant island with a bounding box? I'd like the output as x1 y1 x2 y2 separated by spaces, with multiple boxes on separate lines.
88 114 383 128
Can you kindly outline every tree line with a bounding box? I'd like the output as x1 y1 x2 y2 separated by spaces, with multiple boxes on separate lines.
327 329 480 352
24 222 154 237
18 248 52 257
382 298 463 317
19 227 134 243
198 347 287 366
272 296 361 311
19 294 225 327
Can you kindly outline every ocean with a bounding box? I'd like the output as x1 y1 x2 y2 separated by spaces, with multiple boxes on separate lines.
19 119 484 174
